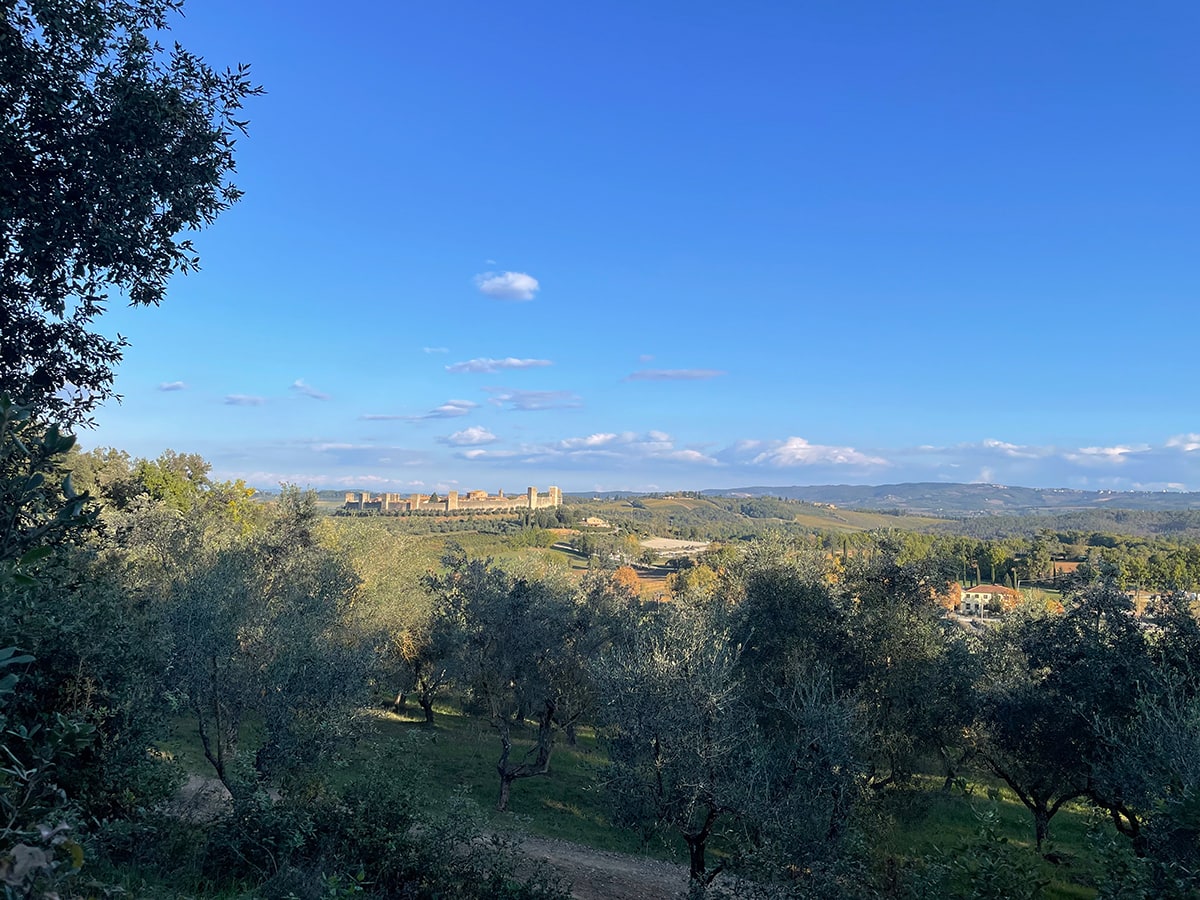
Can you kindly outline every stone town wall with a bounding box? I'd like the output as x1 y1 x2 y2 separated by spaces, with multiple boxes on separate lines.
344 485 561 513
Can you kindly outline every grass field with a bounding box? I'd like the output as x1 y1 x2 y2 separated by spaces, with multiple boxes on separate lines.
789 508 952 534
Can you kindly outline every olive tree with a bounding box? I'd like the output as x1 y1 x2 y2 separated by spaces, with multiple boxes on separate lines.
973 582 1150 851
168 488 370 797
1088 597 1200 893
426 549 597 811
595 597 759 883
316 519 438 718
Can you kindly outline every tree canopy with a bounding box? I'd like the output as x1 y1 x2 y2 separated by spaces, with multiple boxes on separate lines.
1 0 260 423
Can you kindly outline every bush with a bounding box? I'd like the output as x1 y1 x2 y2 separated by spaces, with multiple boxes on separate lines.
187 743 569 899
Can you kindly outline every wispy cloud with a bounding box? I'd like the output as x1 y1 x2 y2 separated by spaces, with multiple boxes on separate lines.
736 436 889 468
626 368 727 381
158 381 187 392
558 431 716 465
440 426 498 446
484 387 583 411
976 438 1046 459
1062 444 1150 465
876 436 1182 486
361 399 478 421
291 379 331 401
460 430 718 467
422 346 449 354
423 399 479 418
446 357 552 374
219 471 428 490
474 271 540 301
1167 434 1200 452
225 394 265 406
305 441 426 467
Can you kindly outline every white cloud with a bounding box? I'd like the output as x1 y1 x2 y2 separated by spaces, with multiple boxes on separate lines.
626 368 726 381
666 449 717 464
557 433 620 450
424 399 478 418
1167 434 1200 452
484 388 583 411
748 436 889 468
543 431 718 466
473 271 540 301
459 447 524 461
978 438 1044 459
225 394 265 406
158 381 187 392
291 379 331 401
454 430 719 468
217 471 428 490
1062 445 1150 465
441 426 498 446
446 357 553 374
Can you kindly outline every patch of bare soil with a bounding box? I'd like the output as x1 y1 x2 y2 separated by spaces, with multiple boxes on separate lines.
517 834 689 900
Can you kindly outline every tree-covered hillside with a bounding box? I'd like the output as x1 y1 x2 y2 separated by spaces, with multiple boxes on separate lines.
704 482 1200 514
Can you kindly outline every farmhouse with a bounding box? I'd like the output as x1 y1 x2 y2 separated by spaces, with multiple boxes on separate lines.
958 583 1020 617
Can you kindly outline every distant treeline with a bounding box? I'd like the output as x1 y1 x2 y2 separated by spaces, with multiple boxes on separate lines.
927 508 1200 541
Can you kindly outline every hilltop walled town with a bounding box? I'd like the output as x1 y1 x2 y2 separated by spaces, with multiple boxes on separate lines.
343 485 562 513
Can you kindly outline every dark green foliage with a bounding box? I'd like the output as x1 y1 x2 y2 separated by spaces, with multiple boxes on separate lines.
200 755 570 899
168 487 371 797
1 0 261 423
1 400 167 896
974 581 1152 850
596 595 755 882
1 400 170 814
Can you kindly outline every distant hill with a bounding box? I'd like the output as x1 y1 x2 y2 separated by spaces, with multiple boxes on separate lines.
700 483 1200 514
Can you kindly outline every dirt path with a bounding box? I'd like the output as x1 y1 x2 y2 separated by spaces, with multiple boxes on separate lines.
517 834 689 900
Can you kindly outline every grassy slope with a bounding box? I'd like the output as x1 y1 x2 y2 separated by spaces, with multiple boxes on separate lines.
361 704 1104 898
166 697 1105 899
291 517 1107 896
581 495 955 536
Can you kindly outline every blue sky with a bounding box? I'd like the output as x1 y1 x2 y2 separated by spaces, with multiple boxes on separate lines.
92 0 1200 493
